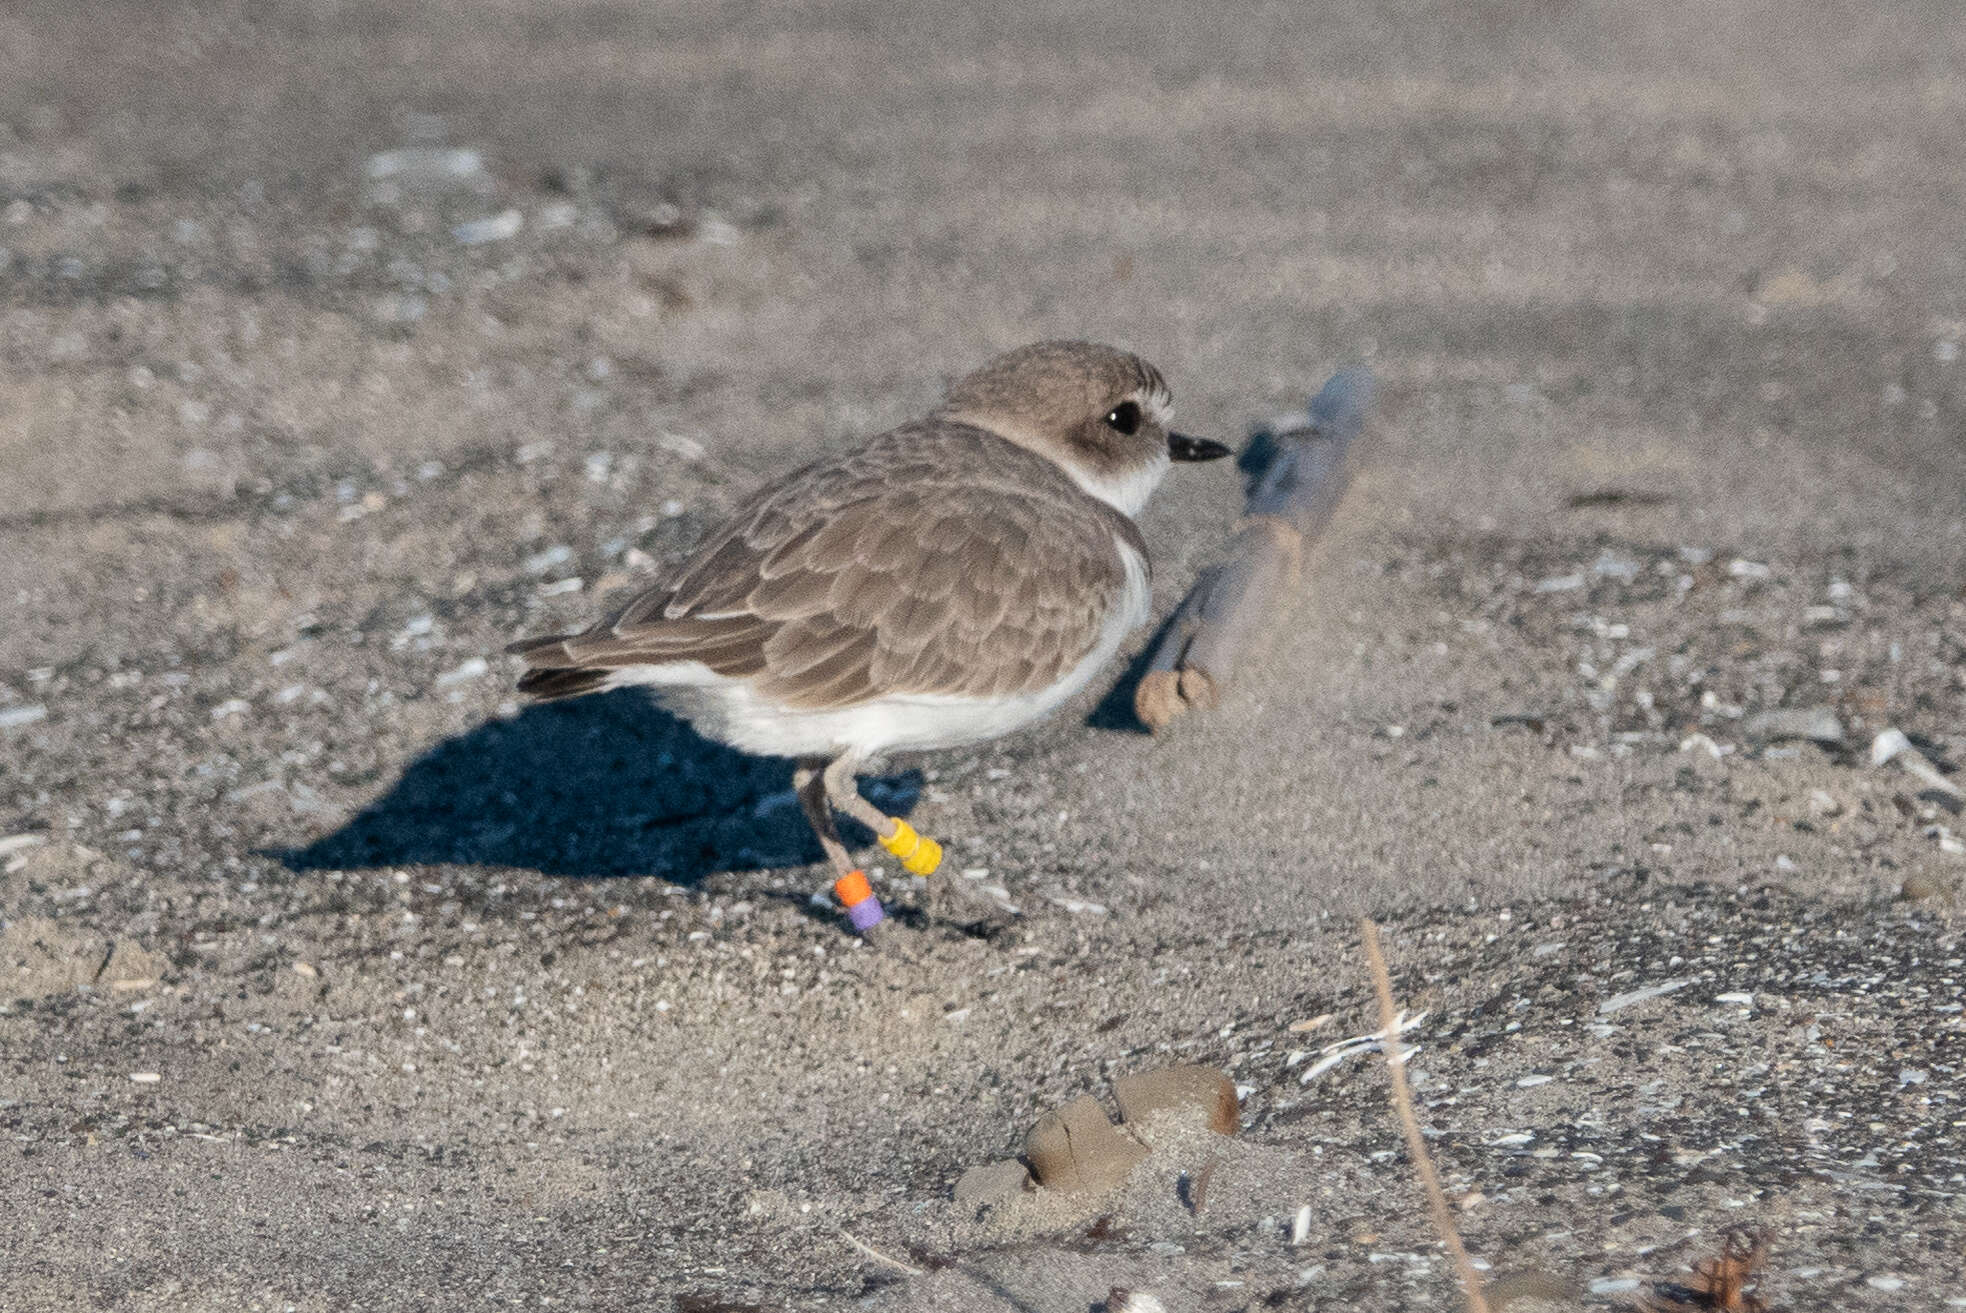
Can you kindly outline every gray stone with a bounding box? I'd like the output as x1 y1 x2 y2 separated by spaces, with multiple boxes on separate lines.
1741 706 1843 746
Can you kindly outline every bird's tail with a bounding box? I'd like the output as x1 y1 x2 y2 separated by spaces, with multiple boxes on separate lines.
506 634 612 701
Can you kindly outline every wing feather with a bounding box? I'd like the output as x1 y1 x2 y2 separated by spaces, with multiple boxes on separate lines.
508 423 1147 710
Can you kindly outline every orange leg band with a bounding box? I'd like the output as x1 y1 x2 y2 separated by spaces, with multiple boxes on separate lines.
833 870 885 933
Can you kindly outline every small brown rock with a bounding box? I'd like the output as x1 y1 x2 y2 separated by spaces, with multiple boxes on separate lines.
1113 1064 1239 1137
1483 1269 1576 1312
1023 1095 1147 1194
1901 872 1953 903
952 1159 1031 1210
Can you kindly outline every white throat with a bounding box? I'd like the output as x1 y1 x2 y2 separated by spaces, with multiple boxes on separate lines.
1061 451 1170 518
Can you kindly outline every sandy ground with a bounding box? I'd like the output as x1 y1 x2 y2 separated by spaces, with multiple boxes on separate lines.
4 2 1966 1309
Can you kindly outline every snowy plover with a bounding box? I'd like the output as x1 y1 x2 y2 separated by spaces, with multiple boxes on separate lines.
508 340 1229 932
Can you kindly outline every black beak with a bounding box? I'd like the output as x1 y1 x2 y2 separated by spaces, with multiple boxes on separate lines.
1168 431 1232 462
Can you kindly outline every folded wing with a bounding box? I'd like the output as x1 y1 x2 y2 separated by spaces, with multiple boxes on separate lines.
510 428 1146 709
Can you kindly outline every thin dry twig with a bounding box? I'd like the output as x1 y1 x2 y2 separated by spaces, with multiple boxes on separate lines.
836 1224 926 1276
1188 1156 1218 1214
1691 1227 1770 1312
1640 1225 1772 1313
1360 917 1491 1313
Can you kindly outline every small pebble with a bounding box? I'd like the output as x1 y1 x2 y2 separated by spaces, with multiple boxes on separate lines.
0 704 49 730
1900 873 1949 902
1598 979 1691 1014
453 209 523 245
1588 1277 1640 1295
434 657 489 688
1742 705 1843 746
1592 550 1640 581
224 779 283 803
1679 733 1730 759
364 147 487 188
1874 729 1964 799
523 545 573 574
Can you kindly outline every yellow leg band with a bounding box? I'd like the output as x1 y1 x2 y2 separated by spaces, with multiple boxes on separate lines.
879 818 942 876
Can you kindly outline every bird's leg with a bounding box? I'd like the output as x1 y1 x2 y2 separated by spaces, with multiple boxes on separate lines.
823 754 944 875
794 759 854 875
797 758 886 935
822 753 946 917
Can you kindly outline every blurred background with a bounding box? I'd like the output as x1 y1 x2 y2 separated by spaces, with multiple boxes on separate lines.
6 0 1964 538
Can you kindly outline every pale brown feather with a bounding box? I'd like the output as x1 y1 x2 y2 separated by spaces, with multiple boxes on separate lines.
508 422 1148 711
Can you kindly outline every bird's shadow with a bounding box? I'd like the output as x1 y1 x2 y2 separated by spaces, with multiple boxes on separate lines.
1083 628 1166 734
278 532 1198 880
275 689 920 886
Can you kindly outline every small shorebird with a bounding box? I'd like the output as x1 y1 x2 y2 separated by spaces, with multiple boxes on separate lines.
508 341 1228 932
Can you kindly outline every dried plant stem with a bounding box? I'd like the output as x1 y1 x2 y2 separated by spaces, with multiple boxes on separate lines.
1360 918 1490 1313
836 1224 925 1276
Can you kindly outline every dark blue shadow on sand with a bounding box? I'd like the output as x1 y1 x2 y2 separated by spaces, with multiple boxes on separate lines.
1083 629 1164 734
1085 419 1282 736
275 689 920 885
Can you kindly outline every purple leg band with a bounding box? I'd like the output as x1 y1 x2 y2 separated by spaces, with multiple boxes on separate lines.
846 897 886 933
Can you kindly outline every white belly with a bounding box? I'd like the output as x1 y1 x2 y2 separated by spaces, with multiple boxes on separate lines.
608 542 1150 761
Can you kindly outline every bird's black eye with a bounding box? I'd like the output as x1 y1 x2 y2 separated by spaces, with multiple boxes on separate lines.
1104 401 1141 435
